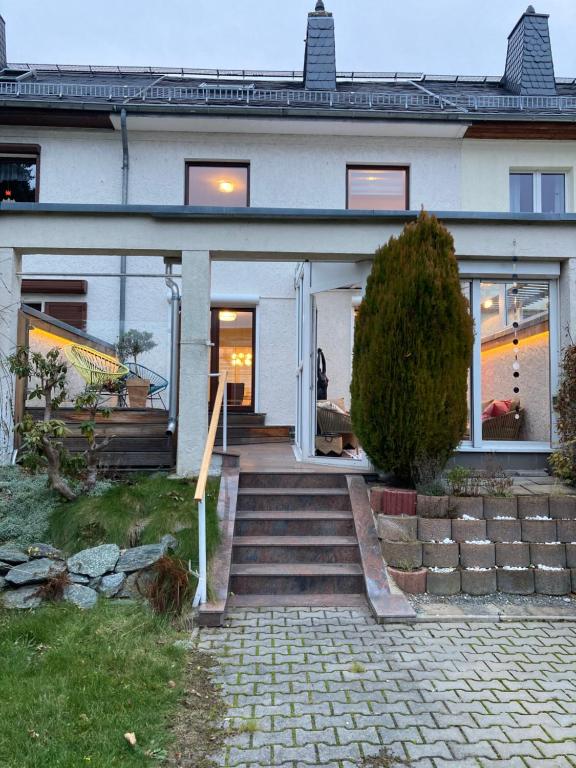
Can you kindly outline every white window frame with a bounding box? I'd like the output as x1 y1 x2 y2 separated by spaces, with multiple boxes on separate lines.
510 171 567 214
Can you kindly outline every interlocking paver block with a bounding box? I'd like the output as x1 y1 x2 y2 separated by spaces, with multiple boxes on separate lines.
197 609 576 768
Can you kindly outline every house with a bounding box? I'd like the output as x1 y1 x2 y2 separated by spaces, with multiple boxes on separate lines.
0 3 575 474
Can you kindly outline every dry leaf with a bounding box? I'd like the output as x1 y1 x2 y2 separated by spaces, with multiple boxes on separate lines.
124 732 137 748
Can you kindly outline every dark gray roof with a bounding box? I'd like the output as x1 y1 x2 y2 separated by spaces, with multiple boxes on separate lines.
2 65 576 121
503 8 556 96
304 11 336 91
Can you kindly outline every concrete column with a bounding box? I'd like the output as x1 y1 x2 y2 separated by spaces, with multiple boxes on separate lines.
0 248 21 464
559 258 576 348
176 250 211 477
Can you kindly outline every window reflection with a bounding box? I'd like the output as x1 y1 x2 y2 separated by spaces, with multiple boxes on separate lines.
480 282 550 442
187 164 249 207
347 167 408 210
0 158 37 202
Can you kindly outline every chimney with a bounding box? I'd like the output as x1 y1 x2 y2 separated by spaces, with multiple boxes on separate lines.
503 6 556 96
304 1 336 91
0 16 6 71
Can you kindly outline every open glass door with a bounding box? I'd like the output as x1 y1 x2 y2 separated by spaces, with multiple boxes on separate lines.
210 308 255 411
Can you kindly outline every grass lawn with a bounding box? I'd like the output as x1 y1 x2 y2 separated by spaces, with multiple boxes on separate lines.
48 474 220 565
0 601 226 768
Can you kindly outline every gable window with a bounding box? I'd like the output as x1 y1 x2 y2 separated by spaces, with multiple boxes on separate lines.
347 166 409 210
186 162 249 207
510 172 565 214
0 144 40 203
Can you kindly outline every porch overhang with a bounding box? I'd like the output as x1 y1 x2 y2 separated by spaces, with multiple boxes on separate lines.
1 204 576 262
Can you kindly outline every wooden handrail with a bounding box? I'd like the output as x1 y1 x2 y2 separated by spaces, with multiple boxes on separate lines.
194 370 228 501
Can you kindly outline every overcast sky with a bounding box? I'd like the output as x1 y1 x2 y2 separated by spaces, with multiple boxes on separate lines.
2 0 575 77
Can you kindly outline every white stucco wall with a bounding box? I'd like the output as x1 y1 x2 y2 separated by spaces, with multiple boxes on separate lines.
5 123 462 428
462 139 576 212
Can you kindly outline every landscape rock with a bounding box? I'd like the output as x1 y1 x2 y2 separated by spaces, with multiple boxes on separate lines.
99 572 126 598
68 573 91 585
63 584 98 609
117 569 157 599
0 576 5 590
0 561 11 574
27 543 63 560
115 544 165 573
0 546 29 564
160 534 179 552
67 544 120 578
5 557 66 586
2 586 43 609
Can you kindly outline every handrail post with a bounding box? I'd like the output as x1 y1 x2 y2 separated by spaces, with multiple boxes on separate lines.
223 379 228 452
198 495 207 604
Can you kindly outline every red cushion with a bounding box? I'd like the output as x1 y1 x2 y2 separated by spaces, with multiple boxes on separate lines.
482 399 513 421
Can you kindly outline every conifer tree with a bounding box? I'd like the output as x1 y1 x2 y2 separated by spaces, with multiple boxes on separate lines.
350 211 473 483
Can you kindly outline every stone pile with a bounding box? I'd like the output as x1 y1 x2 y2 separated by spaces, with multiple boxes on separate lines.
372 488 576 596
0 535 178 609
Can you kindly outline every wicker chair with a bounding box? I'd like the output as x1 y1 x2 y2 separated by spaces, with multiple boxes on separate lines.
482 408 525 441
125 363 168 408
65 344 129 387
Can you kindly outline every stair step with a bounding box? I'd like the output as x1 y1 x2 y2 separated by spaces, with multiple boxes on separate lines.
230 562 364 595
232 535 360 564
239 472 348 489
237 488 352 512
228 593 368 608
233 535 357 546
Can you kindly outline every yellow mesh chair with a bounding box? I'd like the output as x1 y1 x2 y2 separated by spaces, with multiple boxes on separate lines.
64 344 129 387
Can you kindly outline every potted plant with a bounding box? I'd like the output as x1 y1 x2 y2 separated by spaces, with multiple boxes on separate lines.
116 330 157 409
101 378 122 409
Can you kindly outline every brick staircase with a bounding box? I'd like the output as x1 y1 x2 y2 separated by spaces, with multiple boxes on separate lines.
229 472 367 608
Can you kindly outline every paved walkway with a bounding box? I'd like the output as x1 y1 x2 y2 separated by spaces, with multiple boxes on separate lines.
198 608 576 768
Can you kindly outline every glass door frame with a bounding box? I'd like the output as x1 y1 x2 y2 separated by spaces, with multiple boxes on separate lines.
209 306 256 412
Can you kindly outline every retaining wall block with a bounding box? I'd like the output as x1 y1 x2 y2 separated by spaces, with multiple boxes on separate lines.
495 542 531 568
521 519 557 543
556 519 576 543
460 542 496 569
380 540 422 570
549 495 576 520
461 569 497 595
534 568 572 596
518 496 550 519
566 543 576 568
377 515 418 542
422 542 460 569
426 569 461 595
381 488 417 517
370 487 386 513
451 519 487 543
449 496 484 520
530 542 567 568
497 568 535 595
417 518 452 542
387 567 427 595
416 495 449 519
483 496 518 519
486 518 522 543
571 568 576 592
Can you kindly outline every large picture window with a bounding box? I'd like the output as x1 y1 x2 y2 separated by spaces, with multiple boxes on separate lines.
0 144 39 203
186 162 249 207
347 166 409 210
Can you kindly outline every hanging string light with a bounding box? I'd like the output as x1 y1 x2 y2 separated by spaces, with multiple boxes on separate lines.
511 245 521 421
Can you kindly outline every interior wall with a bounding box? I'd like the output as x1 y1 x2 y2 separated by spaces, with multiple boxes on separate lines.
315 290 357 411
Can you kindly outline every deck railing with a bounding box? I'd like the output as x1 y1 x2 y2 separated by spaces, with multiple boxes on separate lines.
192 371 228 607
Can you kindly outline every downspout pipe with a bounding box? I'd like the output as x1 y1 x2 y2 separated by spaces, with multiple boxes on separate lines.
165 263 181 436
119 108 129 337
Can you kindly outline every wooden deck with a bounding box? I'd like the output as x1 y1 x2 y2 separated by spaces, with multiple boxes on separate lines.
26 407 175 470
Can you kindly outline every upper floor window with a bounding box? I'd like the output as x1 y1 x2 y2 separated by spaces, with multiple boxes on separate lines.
347 166 409 210
186 162 249 207
510 172 565 214
0 144 40 203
